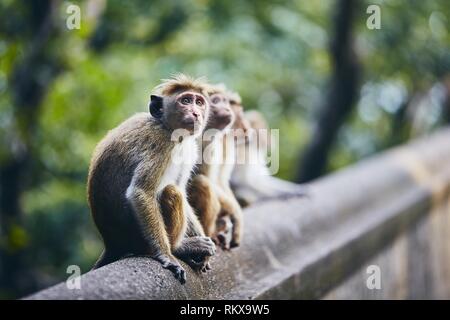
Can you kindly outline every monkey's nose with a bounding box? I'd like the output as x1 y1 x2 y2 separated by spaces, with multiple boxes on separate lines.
192 111 199 119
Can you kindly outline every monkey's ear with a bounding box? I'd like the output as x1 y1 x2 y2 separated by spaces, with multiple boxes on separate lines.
149 95 164 118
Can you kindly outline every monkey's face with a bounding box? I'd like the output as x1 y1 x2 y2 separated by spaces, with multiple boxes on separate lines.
230 103 253 145
206 93 234 131
150 91 209 135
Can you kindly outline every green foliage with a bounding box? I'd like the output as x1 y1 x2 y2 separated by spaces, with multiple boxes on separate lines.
0 0 449 297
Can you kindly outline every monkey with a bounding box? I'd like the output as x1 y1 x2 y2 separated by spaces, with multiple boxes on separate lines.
187 84 237 250
191 89 252 249
212 90 253 248
231 110 308 207
88 74 216 284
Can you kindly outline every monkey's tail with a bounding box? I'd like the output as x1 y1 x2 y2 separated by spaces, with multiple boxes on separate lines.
92 249 120 270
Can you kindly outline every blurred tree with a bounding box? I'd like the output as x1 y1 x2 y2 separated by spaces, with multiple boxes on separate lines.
0 0 63 296
0 0 448 299
443 77 450 124
296 0 361 182
89 0 189 51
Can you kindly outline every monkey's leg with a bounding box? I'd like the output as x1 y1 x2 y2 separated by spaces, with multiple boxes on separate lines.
229 205 243 248
159 184 186 248
159 184 216 273
130 187 186 284
184 197 216 271
188 175 221 237
217 187 244 249
184 196 208 238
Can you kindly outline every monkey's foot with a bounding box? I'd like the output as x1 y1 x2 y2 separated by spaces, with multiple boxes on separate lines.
174 236 216 273
214 216 234 250
154 254 186 284
230 239 240 248
214 232 232 250
236 196 251 208
215 234 239 250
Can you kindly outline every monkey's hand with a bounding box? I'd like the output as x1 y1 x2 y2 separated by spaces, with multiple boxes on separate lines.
154 254 186 284
174 236 216 273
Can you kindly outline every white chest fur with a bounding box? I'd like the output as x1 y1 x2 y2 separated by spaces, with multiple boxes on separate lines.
158 136 198 192
204 137 223 183
219 139 236 185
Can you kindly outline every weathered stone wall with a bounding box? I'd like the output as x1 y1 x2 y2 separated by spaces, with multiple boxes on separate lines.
26 128 450 300
324 201 450 299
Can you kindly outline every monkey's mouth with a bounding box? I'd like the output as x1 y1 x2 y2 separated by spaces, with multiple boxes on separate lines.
215 120 232 131
181 117 201 133
208 115 232 131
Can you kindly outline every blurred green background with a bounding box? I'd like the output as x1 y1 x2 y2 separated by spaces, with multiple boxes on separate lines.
0 0 449 299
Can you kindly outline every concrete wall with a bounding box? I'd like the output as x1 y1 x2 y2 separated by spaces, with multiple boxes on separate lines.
26 128 450 300
324 201 450 299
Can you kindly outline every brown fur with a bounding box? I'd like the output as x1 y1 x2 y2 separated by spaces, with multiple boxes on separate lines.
245 110 270 150
228 91 252 143
159 184 185 249
230 110 308 207
214 90 252 247
155 73 209 96
188 84 234 247
188 175 221 237
216 135 244 247
227 90 242 105
188 87 248 249
206 83 228 96
88 113 174 260
88 75 215 283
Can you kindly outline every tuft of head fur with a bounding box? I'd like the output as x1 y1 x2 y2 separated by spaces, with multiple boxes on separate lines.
227 90 242 105
205 83 228 97
153 73 209 96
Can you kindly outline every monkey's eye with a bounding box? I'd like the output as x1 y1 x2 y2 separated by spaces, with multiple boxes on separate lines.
181 97 192 104
196 99 204 107
212 97 220 104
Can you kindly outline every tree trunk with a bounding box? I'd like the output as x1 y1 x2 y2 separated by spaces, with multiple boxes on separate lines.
296 0 361 183
443 77 450 124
